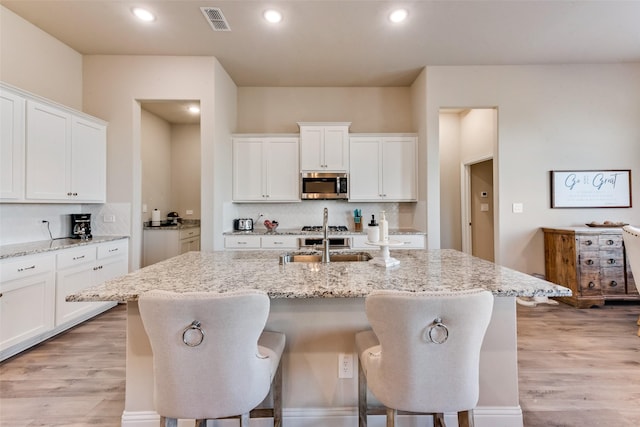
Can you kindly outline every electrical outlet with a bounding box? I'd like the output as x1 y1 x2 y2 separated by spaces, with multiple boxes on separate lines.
338 353 353 378
103 214 116 223
186 209 193 215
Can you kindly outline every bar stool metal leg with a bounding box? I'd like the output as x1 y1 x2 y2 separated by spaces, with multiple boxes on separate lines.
358 361 368 427
273 361 283 427
386 408 396 427
458 410 475 427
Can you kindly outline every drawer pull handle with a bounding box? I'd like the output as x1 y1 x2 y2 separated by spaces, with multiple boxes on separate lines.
108 248 119 252
17 265 36 272
609 281 618 287
585 240 593 246
585 259 594 265
588 282 596 288
607 239 614 245
238 242 247 245
274 242 283 245
607 259 616 265
73 255 85 260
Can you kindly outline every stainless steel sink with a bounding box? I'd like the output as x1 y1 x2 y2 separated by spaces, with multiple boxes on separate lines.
279 252 372 264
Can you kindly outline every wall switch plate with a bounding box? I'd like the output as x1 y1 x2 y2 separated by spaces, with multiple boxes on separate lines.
480 203 489 212
142 204 148 213
338 353 354 378
186 210 193 215
103 214 116 223
512 203 524 213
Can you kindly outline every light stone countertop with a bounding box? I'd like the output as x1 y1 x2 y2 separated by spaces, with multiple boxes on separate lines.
223 228 425 236
0 236 129 260
67 249 571 302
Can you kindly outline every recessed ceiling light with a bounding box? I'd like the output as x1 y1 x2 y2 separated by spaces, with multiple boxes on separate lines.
188 106 200 114
132 8 155 22
263 9 283 23
389 9 408 23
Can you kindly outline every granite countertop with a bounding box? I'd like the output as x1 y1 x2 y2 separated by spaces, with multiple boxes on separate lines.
0 235 129 260
224 228 426 236
67 249 571 302
143 220 200 231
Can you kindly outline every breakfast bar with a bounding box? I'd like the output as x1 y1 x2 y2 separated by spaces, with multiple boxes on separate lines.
68 249 571 427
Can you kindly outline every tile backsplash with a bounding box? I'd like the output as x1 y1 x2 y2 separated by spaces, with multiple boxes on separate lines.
228 200 413 232
0 203 131 246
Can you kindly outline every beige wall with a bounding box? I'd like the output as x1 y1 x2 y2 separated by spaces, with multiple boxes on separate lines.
82 55 233 267
237 87 413 133
171 124 201 219
439 112 462 250
141 109 172 222
428 64 640 275
0 6 82 109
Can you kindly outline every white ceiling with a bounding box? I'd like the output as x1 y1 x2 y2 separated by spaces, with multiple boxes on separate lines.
4 0 639 88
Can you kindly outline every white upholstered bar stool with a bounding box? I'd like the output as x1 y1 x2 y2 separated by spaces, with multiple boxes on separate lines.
355 289 494 427
622 225 640 336
138 289 285 427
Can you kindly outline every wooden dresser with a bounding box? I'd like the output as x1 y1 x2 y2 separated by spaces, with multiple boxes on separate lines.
542 227 638 308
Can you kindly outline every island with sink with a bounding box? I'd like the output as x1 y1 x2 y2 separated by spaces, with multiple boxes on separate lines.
68 249 571 427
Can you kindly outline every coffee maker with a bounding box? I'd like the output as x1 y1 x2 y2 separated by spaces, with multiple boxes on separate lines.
70 213 92 239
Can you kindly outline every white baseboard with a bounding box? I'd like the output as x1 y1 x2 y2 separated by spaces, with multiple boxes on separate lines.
122 406 522 427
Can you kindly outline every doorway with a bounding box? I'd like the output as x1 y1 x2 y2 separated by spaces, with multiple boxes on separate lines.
469 159 494 261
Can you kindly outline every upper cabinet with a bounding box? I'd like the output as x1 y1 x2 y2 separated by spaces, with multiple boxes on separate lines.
0 89 25 200
0 83 107 203
233 136 300 202
298 122 350 171
349 134 418 202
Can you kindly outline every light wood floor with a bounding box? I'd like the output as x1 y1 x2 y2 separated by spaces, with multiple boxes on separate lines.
1 300 639 426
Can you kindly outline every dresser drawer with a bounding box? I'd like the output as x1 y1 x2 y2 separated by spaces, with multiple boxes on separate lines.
599 235 622 249
601 267 626 295
578 252 599 271
579 271 601 295
577 235 598 250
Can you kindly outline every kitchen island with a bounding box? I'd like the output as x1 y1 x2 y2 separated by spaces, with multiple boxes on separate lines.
68 249 571 427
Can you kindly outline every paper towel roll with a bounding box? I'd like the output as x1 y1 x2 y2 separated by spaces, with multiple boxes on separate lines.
151 209 161 226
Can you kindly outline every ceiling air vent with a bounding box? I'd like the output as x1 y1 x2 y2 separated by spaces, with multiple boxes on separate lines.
201 7 231 31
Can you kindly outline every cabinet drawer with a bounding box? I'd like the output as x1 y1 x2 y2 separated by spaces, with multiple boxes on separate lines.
392 235 426 249
261 235 298 249
56 246 96 269
579 271 601 295
97 240 128 259
599 250 623 268
180 228 200 240
225 236 261 249
601 267 625 295
578 252 599 270
1 254 55 282
577 235 598 250
599 235 622 249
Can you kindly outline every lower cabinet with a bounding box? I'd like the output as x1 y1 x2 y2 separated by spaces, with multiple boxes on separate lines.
0 238 128 361
143 227 201 266
352 234 426 249
225 235 298 250
0 253 55 354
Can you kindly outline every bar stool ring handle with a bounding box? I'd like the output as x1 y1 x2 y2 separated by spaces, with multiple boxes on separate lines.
426 317 449 344
183 320 205 347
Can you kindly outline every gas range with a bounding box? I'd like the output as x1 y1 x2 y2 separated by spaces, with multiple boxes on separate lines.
301 225 349 232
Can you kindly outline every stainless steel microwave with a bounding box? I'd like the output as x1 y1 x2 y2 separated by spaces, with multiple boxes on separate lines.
301 172 349 200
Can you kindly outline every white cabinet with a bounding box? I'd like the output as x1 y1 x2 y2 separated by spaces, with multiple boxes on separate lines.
233 136 300 202
0 88 25 200
26 101 106 202
349 135 417 202
0 254 55 353
225 234 298 250
55 240 126 326
298 122 350 171
352 234 425 249
143 227 201 266
0 83 106 203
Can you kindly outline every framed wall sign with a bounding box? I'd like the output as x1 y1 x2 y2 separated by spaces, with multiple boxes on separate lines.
550 170 632 208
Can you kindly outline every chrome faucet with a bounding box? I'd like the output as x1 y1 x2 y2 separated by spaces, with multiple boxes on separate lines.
322 207 330 263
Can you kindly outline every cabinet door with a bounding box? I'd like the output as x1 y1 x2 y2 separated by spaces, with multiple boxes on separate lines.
349 137 382 201
323 127 349 171
233 138 265 201
0 89 25 200
300 127 324 170
265 138 299 201
180 237 200 254
55 263 96 326
26 100 71 200
382 137 417 201
71 117 106 202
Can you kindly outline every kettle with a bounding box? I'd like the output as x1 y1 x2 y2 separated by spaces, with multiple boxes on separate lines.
233 218 254 231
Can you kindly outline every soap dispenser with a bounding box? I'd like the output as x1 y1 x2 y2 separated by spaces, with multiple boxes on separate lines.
367 215 379 243
379 211 389 241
